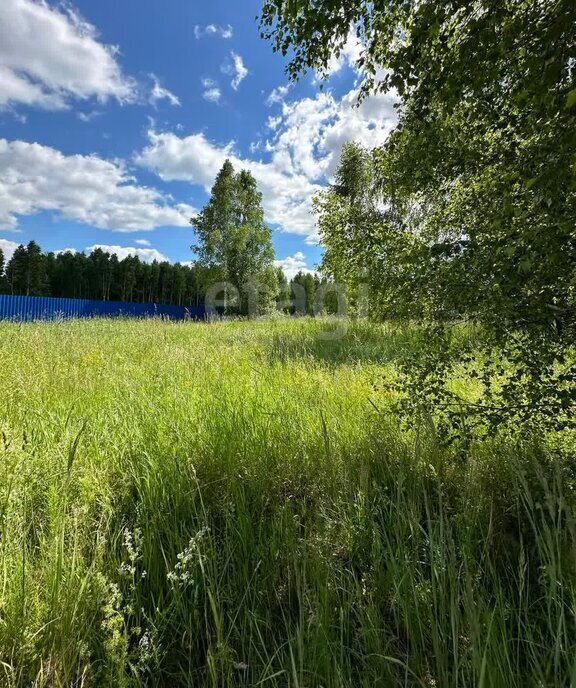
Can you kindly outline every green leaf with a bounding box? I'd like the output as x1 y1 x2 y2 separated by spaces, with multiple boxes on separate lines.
566 89 576 109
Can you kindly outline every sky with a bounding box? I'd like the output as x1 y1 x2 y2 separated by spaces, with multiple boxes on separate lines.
0 0 398 280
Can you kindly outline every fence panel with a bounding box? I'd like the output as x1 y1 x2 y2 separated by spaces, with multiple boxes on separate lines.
0 294 205 322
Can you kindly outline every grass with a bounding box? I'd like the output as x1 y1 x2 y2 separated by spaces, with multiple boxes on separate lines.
0 317 574 686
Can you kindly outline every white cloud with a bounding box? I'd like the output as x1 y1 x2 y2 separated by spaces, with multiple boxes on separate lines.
274 252 315 280
0 139 195 232
0 0 134 111
0 238 20 263
194 24 233 40
303 234 321 247
134 239 151 246
135 82 397 241
201 78 221 103
203 88 221 103
136 129 321 238
266 84 290 106
150 74 180 107
87 244 169 263
222 52 248 91
271 86 397 182
77 110 101 123
267 115 282 130
55 247 77 255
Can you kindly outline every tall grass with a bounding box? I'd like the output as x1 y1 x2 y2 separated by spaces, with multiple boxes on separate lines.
0 318 574 686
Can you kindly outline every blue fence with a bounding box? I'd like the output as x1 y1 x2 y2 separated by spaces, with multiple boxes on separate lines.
0 294 205 322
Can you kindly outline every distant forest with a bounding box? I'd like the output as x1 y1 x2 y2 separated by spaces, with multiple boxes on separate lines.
0 240 319 312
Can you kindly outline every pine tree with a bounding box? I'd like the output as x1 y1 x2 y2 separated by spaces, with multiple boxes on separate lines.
87 248 111 300
6 245 25 294
118 255 139 302
108 254 119 301
24 241 48 296
172 264 187 306
0 239 215 308
6 242 47 296
0 248 5 294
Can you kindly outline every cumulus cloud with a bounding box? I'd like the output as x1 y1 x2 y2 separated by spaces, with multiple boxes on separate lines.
222 52 248 91
149 74 180 107
134 239 151 246
194 24 233 40
272 87 397 182
135 82 398 241
201 78 221 103
0 139 195 232
0 0 134 111
87 244 169 263
274 252 315 280
136 129 321 238
0 238 20 263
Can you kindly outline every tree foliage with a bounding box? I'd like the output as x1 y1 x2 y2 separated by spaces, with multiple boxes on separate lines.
0 248 5 293
262 0 576 434
314 142 395 316
191 160 277 314
0 240 323 319
263 0 576 325
5 241 48 297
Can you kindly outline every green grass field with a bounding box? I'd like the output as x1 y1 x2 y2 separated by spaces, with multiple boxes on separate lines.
0 318 574 686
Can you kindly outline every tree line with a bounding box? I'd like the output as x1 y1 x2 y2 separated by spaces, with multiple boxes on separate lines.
0 160 327 314
0 240 321 313
0 241 213 305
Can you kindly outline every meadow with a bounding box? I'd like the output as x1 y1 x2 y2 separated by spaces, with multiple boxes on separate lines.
0 318 574 687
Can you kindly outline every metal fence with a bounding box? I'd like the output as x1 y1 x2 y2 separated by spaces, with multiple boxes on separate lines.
0 294 205 322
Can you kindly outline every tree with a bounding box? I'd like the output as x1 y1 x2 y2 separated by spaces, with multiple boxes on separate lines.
87 248 113 301
276 267 291 313
158 262 174 303
25 241 48 296
261 0 576 433
191 160 277 314
6 241 48 296
118 255 139 302
192 160 236 272
172 264 187 306
314 142 391 316
6 245 24 295
234 170 277 312
262 0 576 327
0 248 5 293
291 271 316 315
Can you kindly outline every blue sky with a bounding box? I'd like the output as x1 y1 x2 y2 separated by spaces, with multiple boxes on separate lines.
0 0 397 279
